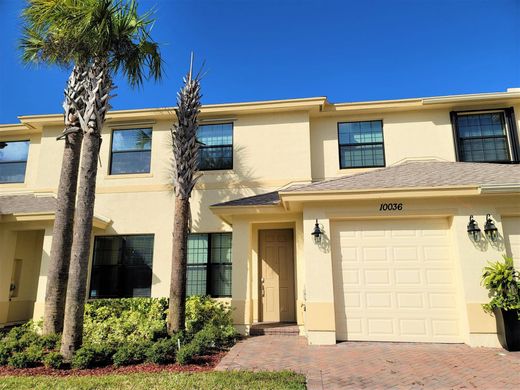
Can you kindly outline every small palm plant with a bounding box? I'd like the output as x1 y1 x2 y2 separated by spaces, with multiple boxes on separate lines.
482 255 520 351
482 255 520 315
21 0 162 360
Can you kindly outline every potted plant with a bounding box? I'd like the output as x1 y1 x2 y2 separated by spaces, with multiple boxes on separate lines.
481 255 520 351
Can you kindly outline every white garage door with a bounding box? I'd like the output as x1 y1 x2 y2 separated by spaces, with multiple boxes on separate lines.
332 218 462 343
502 217 520 262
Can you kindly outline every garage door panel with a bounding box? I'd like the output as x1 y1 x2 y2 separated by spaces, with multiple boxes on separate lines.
363 247 388 262
332 218 462 343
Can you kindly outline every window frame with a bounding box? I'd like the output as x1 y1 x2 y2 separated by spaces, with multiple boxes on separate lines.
187 232 232 298
88 234 155 299
108 128 153 175
337 120 386 169
197 122 234 171
450 108 520 163
0 139 30 184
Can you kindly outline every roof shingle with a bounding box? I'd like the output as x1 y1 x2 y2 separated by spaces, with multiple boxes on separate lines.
0 195 56 214
211 191 280 207
212 161 520 207
284 161 520 193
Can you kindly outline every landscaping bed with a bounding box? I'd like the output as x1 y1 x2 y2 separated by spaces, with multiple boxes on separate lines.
0 371 307 390
0 297 237 372
0 352 224 377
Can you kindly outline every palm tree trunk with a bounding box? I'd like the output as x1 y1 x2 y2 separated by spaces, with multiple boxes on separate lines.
60 61 111 360
43 65 86 335
167 196 190 334
60 127 100 360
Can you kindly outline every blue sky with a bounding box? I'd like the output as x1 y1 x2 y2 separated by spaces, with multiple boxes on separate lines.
0 0 519 124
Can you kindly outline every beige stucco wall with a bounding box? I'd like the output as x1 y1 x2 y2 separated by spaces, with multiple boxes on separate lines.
297 194 519 347
309 109 456 181
0 225 46 325
310 103 520 181
2 109 315 324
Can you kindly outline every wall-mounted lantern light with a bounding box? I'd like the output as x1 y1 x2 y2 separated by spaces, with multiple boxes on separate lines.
0 142 7 149
484 214 499 243
467 215 481 242
311 219 323 244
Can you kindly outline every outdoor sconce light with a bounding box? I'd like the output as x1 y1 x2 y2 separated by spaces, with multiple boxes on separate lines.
0 142 7 149
311 219 323 244
484 214 499 243
467 215 481 241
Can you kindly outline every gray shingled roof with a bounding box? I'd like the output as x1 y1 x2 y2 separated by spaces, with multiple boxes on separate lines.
211 191 280 207
212 161 520 207
0 195 56 214
284 161 520 192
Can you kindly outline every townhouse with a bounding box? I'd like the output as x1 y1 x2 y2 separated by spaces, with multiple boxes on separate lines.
1 88 519 347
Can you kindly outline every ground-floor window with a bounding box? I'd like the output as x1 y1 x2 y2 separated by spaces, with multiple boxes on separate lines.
89 234 154 298
187 232 232 298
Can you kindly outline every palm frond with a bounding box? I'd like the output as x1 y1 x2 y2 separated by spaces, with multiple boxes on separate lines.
20 0 163 86
171 59 203 199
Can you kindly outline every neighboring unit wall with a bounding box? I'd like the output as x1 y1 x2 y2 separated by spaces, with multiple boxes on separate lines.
16 110 315 316
6 230 44 323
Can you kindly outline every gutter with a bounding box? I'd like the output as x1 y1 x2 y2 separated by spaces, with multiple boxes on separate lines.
480 183 520 194
423 91 520 105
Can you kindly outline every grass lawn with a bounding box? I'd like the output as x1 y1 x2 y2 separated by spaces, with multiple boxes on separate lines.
0 370 306 390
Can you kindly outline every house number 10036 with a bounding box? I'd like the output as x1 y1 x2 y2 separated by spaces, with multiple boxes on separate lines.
379 203 403 211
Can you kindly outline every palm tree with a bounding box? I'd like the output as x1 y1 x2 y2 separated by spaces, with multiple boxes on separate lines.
51 66 88 335
21 5 91 336
167 58 203 334
20 0 162 359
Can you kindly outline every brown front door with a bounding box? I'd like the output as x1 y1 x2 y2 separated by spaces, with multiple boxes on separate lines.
259 229 295 322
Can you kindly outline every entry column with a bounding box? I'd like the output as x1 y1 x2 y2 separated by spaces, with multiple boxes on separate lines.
303 208 336 345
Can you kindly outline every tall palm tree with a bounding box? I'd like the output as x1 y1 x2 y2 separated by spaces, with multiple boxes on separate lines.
167 58 202 334
21 5 90 336
20 0 162 359
51 66 88 335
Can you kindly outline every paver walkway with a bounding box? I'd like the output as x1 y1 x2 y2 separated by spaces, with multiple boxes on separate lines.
216 336 520 389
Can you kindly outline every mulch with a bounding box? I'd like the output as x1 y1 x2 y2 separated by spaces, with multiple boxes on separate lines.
0 352 225 377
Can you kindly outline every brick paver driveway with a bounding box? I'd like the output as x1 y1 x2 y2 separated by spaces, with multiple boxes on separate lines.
217 336 520 389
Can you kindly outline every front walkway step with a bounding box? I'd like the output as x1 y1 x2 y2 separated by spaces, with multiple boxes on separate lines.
250 322 299 336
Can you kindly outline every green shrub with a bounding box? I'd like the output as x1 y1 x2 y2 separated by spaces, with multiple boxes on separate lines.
43 352 64 369
176 342 200 365
83 298 168 348
145 337 179 365
185 296 236 340
71 346 96 369
71 344 114 369
2 322 40 353
0 344 11 365
112 341 151 367
7 345 43 368
39 333 61 351
482 255 520 316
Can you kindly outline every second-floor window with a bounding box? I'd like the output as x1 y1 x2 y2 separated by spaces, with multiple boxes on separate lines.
197 123 233 170
110 128 152 175
187 232 232 297
0 140 30 183
338 120 385 169
452 110 519 163
89 234 154 298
